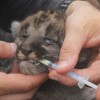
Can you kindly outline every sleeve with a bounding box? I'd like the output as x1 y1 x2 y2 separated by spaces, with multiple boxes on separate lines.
0 0 72 32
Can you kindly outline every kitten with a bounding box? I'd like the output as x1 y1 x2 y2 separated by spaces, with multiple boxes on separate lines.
10 10 97 100
11 10 97 74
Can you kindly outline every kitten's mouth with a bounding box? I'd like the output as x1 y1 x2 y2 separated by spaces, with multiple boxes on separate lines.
29 60 41 66
19 59 48 75
17 54 58 75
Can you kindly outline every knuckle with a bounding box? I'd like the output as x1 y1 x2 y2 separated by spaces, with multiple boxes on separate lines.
23 81 34 92
60 41 76 56
59 40 80 61
24 85 32 93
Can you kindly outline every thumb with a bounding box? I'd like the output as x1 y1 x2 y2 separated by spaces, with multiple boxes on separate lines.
0 41 17 58
96 85 100 100
56 23 87 74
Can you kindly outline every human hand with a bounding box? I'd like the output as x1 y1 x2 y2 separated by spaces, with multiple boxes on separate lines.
0 41 48 100
49 1 100 86
96 85 100 100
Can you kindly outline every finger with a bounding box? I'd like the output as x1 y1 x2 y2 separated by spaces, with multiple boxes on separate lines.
49 63 99 86
56 18 88 74
96 85 100 100
0 73 48 95
66 1 90 17
0 41 17 58
49 68 90 86
72 60 100 84
49 70 77 86
85 60 100 83
0 89 37 100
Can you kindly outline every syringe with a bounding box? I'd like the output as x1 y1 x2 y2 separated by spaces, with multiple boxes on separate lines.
40 59 98 90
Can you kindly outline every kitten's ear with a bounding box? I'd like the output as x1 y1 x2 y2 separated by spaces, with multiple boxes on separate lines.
11 21 21 39
11 21 21 34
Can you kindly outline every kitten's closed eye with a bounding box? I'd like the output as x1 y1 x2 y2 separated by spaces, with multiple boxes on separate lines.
20 34 29 39
44 37 54 45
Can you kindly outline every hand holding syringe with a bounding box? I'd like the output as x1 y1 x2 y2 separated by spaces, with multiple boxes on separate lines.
40 60 98 90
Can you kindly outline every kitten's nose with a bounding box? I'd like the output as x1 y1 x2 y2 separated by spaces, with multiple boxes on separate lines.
21 47 32 55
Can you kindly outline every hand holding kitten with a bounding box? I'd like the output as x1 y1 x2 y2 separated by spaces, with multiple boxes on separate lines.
49 1 100 99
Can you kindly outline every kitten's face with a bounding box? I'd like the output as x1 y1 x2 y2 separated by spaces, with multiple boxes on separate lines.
11 11 65 74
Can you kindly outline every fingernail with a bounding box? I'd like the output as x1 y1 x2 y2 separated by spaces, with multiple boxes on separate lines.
10 43 17 52
58 61 68 69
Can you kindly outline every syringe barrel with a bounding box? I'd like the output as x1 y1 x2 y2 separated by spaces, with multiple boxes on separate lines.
67 72 83 82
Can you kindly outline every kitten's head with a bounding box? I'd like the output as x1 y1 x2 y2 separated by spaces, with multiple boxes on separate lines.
11 10 98 75
11 11 65 74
